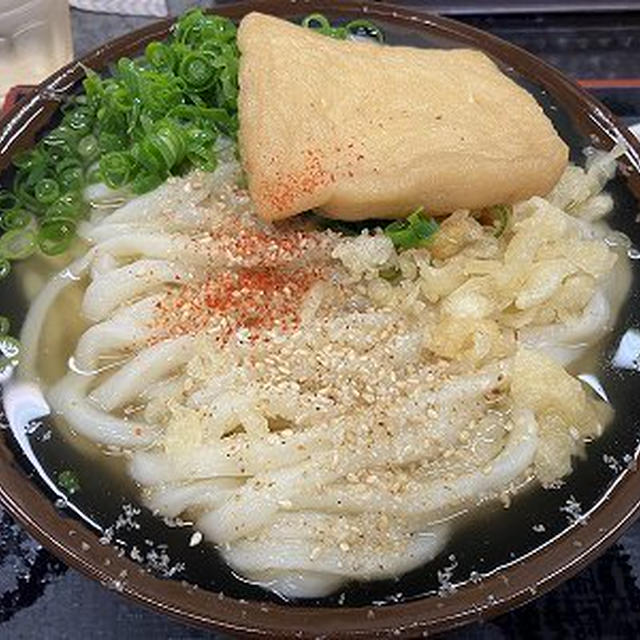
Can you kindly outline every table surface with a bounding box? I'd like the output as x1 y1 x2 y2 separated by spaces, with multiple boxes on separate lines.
2 2 640 638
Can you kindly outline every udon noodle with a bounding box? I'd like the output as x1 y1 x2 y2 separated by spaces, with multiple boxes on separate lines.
18 144 629 597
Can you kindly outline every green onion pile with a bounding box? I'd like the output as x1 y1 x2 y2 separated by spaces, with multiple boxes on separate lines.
0 8 239 274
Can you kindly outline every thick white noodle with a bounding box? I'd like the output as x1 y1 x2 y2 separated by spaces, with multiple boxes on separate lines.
518 289 610 364
19 251 95 380
81 223 158 244
94 232 190 261
145 478 242 518
198 393 502 545
74 295 161 371
81 259 191 322
89 336 196 412
221 519 448 579
290 409 537 520
129 363 507 486
47 372 157 447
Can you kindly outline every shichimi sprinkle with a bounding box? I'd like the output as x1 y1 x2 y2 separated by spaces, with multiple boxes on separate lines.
150 222 330 344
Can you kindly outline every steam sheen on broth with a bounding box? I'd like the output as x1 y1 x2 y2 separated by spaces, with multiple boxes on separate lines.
14 143 630 598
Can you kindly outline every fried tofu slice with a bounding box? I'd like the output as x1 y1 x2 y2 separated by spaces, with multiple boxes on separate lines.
237 12 568 221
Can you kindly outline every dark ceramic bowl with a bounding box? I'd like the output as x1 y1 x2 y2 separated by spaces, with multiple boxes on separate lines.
2 1 640 637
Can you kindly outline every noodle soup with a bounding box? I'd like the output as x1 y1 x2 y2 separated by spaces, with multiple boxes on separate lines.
1 8 639 614
10 144 632 600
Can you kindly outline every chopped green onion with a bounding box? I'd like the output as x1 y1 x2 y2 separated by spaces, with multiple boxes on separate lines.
56 156 83 173
46 193 85 220
302 13 332 31
42 126 74 149
410 210 440 241
98 132 127 154
384 219 414 247
133 120 187 174
100 151 134 189
10 151 33 170
384 207 439 250
0 316 9 335
302 13 348 39
489 204 511 237
0 258 9 280
59 166 84 192
0 208 31 231
86 166 103 184
187 146 217 173
146 42 176 72
345 19 385 43
0 190 17 210
34 178 60 205
175 9 236 45
64 107 94 136
58 469 81 494
78 134 99 160
302 13 383 42
0 228 37 260
131 171 164 195
37 217 76 255
179 52 218 91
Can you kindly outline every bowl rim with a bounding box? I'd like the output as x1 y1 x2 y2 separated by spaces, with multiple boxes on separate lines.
2 1 640 637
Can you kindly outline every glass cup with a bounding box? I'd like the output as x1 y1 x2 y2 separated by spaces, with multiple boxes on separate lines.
0 0 73 105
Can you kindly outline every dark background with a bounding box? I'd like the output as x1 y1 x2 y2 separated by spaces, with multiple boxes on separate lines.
2 1 640 638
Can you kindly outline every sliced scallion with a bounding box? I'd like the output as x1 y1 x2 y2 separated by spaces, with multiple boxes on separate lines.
37 217 76 256
78 134 99 160
302 13 332 31
179 52 218 90
145 42 176 72
100 151 134 189
0 228 37 260
384 207 439 250
0 190 17 210
345 19 385 42
34 178 60 205
58 469 81 494
0 209 31 231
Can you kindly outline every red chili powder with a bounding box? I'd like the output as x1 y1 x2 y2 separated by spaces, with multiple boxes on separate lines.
151 224 326 344
153 266 320 344
259 149 335 216
211 225 321 268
